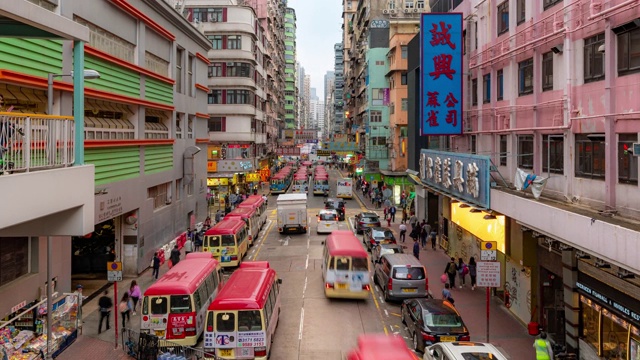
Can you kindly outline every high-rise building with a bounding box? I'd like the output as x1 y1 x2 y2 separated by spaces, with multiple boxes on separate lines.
333 43 345 137
296 62 305 129
284 7 297 129
323 71 335 110
303 75 311 128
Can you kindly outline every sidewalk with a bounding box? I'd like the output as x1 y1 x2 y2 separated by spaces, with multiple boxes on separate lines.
347 173 535 360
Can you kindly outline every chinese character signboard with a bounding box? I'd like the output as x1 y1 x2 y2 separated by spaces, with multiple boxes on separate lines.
276 147 301 156
326 142 358 151
420 13 463 135
218 160 254 172
419 149 491 209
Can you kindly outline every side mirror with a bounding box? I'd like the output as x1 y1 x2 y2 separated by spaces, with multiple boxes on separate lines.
277 278 283 284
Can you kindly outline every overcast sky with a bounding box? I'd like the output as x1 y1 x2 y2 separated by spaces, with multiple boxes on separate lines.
287 0 342 98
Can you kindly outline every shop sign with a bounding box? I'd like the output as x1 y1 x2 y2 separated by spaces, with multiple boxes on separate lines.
294 130 316 140
217 160 254 172
11 300 26 314
207 178 229 186
576 280 640 323
326 142 358 151
420 149 491 209
317 150 330 157
276 147 300 156
246 173 260 182
207 161 217 172
227 144 251 149
97 195 123 222
420 13 463 135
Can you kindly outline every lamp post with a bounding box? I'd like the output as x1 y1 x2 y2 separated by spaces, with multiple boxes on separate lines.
45 69 99 360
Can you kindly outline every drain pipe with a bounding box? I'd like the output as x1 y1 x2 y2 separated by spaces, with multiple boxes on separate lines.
588 0 639 20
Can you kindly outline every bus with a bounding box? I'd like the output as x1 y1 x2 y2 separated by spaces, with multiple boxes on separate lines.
203 218 249 268
292 172 309 193
204 261 282 360
269 173 287 194
140 255 224 346
313 173 329 195
238 195 267 229
321 230 370 299
225 206 259 246
346 334 417 360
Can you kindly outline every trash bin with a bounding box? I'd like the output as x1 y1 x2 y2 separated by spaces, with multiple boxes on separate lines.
528 322 540 336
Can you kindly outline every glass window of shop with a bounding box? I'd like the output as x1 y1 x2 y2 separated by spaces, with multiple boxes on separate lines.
580 295 636 359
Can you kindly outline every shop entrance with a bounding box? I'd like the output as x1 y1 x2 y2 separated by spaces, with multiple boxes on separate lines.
71 219 116 277
540 267 565 344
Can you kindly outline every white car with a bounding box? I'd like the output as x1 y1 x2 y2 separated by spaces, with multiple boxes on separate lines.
317 209 340 234
424 342 509 360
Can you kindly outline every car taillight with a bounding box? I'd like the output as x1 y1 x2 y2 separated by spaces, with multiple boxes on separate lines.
143 316 149 321
422 332 436 342
459 335 470 341
207 325 213 332
362 284 370 291
231 255 238 261
255 347 267 357
387 278 393 291
325 282 334 289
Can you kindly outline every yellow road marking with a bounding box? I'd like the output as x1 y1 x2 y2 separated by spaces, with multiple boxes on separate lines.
389 312 402 317
251 220 275 261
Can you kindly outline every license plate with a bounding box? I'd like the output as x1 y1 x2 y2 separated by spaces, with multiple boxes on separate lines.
440 336 456 342
154 330 165 337
325 224 331 227
219 349 233 357
336 283 348 290
289 216 295 220
238 347 254 356
367 224 374 227
402 288 417 293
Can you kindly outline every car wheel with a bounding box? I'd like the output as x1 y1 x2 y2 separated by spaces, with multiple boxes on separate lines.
401 307 407 325
413 333 420 352
373 273 379 286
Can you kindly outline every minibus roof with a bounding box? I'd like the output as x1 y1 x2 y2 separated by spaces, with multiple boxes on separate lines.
144 258 220 296
205 218 246 235
226 206 256 218
208 267 277 311
346 334 415 360
326 232 368 258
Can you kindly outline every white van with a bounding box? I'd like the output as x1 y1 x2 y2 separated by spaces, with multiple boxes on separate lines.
317 209 340 234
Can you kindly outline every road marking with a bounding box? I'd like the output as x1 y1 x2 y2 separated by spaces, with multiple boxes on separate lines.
303 276 307 297
384 309 389 317
305 254 309 269
298 307 305 340
280 236 289 246
250 219 273 261
389 312 402 317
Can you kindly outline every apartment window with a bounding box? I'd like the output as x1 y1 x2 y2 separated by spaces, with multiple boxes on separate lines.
584 33 605 83
370 110 382 122
208 90 222 104
542 135 564 174
497 69 504 100
188 55 194 97
401 72 407 85
226 90 252 105
543 0 562 10
401 98 408 111
618 133 638 184
187 181 194 196
375 60 385 65
517 135 533 169
208 63 222 77
401 45 408 59
482 74 491 103
208 35 223 50
148 182 171 209
497 1 509 35
470 135 477 154
474 21 478 50
471 78 478 105
371 136 387 146
176 48 183 93
227 35 242 50
575 134 605 179
518 58 533 95
191 8 223 22
372 88 384 106
416 0 425 9
617 27 640 75
517 0 526 25
0 237 29 287
227 62 253 77
208 117 226 132
542 52 554 91
175 179 182 201
499 135 507 166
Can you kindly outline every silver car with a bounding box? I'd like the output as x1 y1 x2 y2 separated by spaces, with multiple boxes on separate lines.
371 243 405 264
373 253 429 302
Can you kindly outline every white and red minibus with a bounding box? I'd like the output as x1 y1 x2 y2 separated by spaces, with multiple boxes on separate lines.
322 230 371 299
225 206 259 246
140 255 223 346
203 218 249 268
238 194 267 229
346 334 418 360
204 261 282 360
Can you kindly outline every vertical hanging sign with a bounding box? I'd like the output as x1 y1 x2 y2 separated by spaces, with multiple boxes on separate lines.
420 13 463 135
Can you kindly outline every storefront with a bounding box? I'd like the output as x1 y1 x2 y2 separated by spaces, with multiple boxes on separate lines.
207 175 232 206
380 171 414 206
576 267 640 360
245 172 261 194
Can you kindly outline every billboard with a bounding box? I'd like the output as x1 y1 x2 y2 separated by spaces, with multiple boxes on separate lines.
420 13 463 135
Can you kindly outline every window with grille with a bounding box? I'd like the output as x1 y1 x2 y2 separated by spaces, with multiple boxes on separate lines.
401 72 407 85
401 98 408 111
145 51 169 77
617 27 640 76
584 34 605 83
176 48 183 94
497 1 509 35
208 35 223 50
148 182 171 209
542 52 554 91
517 135 533 169
543 0 562 10
370 110 382 122
499 135 507 166
401 46 408 59
517 0 526 25
497 69 504 100
209 63 222 77
372 89 385 106
74 16 135 63
175 179 182 201
542 135 564 174
227 35 242 49
483 74 491 103
618 133 638 184
188 55 194 97
471 78 478 105
208 90 223 104
226 90 254 105
518 58 533 95
575 134 605 179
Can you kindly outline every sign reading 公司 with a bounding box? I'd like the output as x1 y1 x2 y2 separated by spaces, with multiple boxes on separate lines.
419 149 491 209
420 13 463 136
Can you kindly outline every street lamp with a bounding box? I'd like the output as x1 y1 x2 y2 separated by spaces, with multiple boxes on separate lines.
45 69 100 359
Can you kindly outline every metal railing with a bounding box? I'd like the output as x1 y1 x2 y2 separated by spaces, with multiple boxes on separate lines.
0 112 75 174
121 328 214 360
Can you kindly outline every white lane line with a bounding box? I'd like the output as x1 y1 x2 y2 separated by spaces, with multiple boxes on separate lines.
302 276 308 297
298 307 305 340
384 309 389 317
348 218 356 234
305 254 309 269
379 296 385 304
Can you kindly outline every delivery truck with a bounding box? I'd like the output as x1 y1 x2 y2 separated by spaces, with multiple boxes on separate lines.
336 178 353 199
277 193 308 233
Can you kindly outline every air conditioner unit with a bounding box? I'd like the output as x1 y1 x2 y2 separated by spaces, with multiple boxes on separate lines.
404 9 410 13
383 9 389 14
413 8 419 13
390 9 396 14
390 150 396 158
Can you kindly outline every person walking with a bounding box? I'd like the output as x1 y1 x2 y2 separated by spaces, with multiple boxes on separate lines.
457 257 468 288
399 223 407 243
128 280 141 315
444 257 458 289
151 252 161 279
412 239 420 260
468 257 478 290
98 290 113 334
119 293 132 329
401 208 408 224
183 235 194 256
389 205 396 222
75 285 85 334
170 244 181 267
430 229 438 250
533 332 554 360
409 213 418 231
420 222 428 250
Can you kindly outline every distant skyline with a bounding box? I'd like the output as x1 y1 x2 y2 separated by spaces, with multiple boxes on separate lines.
287 0 342 97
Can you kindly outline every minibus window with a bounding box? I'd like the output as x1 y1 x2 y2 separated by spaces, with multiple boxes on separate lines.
142 297 149 315
170 295 192 313
221 234 235 246
352 257 368 272
206 236 220 247
238 310 262 331
150 297 168 314
216 313 235 331
335 257 350 271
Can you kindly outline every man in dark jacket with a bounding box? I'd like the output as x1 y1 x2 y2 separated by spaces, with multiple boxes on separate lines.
98 290 113 334
170 245 181 267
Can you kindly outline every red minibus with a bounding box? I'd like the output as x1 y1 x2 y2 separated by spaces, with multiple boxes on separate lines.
238 195 267 229
322 230 370 299
203 218 249 268
346 334 418 360
225 206 259 246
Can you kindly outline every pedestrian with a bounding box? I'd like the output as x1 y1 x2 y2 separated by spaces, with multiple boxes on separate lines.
128 280 141 315
119 293 131 329
386 213 392 227
170 244 181 267
151 252 160 279
442 283 454 304
412 239 420 260
75 285 84 334
401 208 408 224
383 207 388 221
457 257 468 288
389 205 396 222
444 257 458 289
204 216 212 229
420 222 428 250
399 223 407 242
194 231 203 252
409 213 418 231
98 290 113 334
184 235 194 255
468 257 477 290
430 229 438 250
533 332 554 360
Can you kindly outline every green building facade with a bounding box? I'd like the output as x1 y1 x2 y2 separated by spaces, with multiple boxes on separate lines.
284 7 297 129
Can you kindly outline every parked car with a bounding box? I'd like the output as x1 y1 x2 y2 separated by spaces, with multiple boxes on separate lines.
363 227 396 251
401 298 470 353
373 254 428 301
371 243 404 264
317 209 340 234
423 342 508 360
324 198 346 221
354 212 381 234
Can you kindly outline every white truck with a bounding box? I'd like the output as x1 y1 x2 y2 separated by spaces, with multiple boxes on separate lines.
336 178 353 199
277 193 308 234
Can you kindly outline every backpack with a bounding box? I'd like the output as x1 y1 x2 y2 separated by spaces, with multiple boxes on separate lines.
462 264 469 275
447 263 457 275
